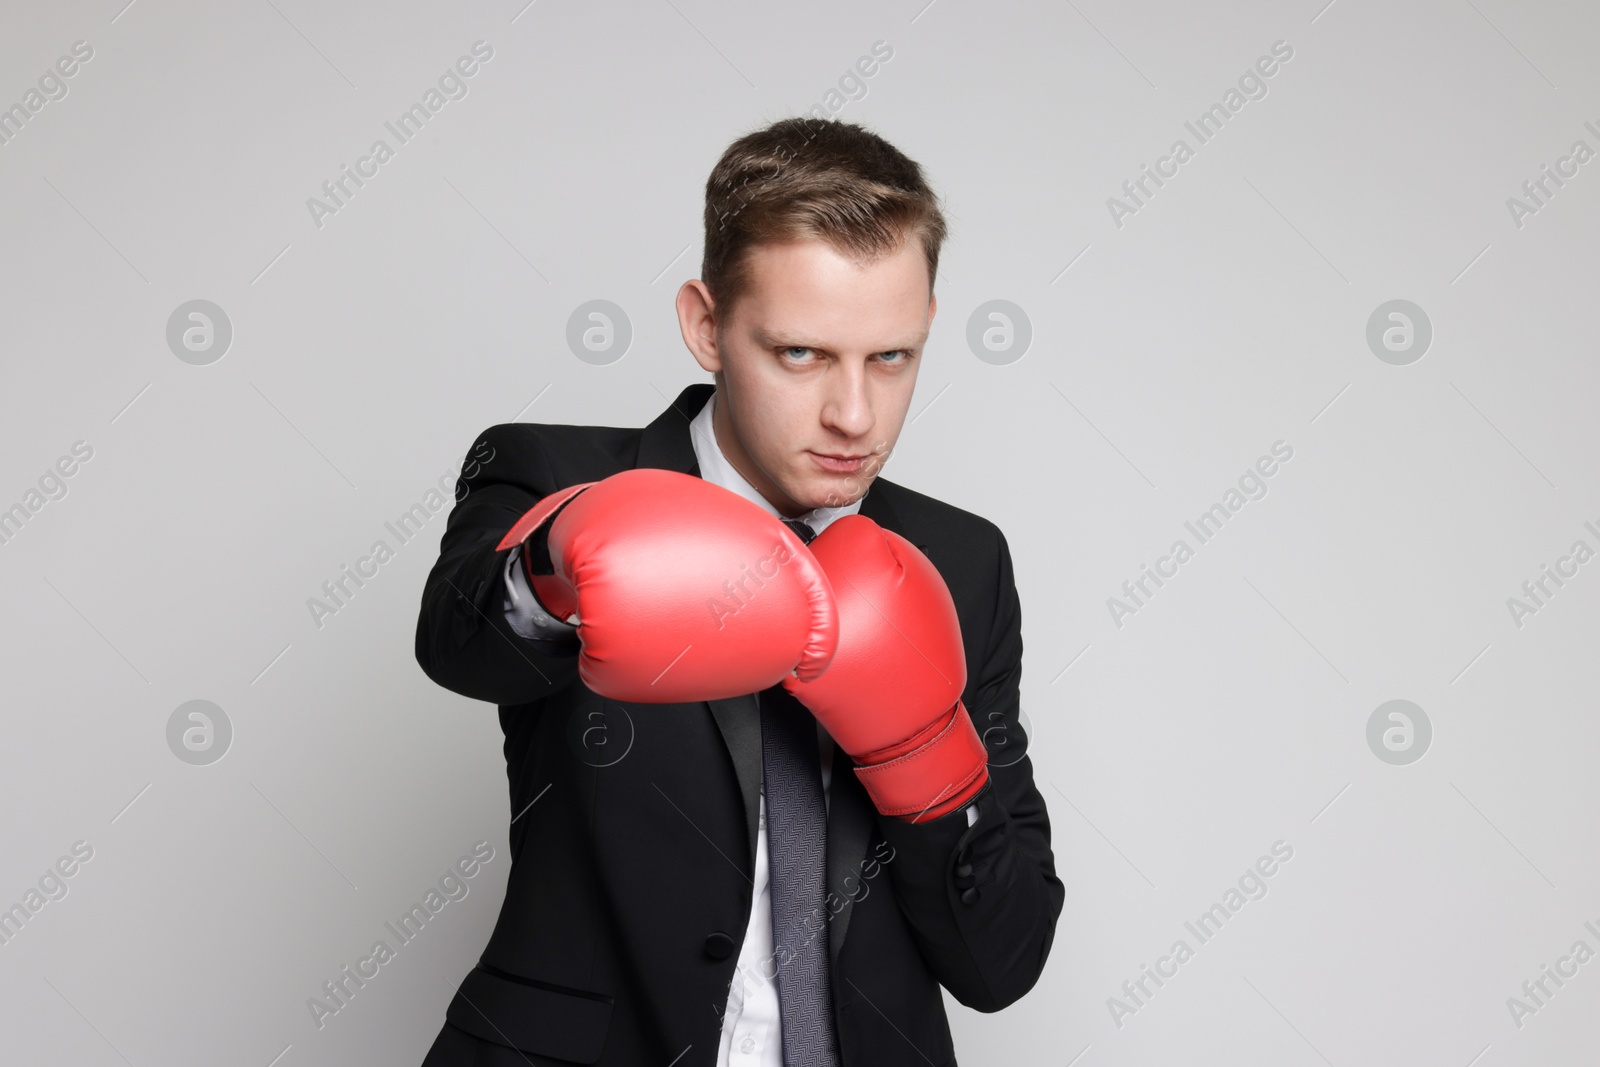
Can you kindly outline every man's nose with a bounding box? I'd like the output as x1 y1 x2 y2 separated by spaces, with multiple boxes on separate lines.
821 366 874 438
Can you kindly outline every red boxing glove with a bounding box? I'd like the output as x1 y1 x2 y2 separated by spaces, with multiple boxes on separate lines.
783 515 988 822
496 469 838 704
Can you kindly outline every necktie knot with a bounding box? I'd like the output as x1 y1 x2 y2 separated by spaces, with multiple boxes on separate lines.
783 518 817 545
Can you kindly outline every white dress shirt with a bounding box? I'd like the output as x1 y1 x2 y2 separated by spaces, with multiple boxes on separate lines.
499 388 969 1063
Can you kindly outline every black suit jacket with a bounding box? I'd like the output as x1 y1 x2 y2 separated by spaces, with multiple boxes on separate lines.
415 383 1063 1066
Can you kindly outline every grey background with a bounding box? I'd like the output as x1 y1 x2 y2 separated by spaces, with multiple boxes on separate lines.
2 0 1596 1063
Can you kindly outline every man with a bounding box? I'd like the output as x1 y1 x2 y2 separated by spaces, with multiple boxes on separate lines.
416 117 1063 1066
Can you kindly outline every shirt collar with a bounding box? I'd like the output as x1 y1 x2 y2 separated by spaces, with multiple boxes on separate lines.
689 388 862 536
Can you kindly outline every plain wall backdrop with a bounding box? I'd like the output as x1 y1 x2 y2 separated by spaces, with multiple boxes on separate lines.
2 0 1598 1063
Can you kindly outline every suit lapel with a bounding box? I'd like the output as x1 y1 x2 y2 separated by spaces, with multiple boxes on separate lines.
635 383 709 476
706 693 763 873
634 382 921 963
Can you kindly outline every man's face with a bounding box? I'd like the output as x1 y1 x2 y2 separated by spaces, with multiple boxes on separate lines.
679 236 935 518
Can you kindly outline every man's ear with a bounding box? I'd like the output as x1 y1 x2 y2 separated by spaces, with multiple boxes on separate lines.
927 289 937 326
677 279 721 373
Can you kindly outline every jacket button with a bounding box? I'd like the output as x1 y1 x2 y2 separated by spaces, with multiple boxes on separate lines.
703 932 736 960
960 887 981 906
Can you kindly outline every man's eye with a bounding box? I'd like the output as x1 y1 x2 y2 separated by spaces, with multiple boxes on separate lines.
877 349 909 364
782 346 814 362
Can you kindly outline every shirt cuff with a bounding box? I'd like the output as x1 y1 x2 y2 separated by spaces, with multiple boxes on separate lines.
502 549 580 640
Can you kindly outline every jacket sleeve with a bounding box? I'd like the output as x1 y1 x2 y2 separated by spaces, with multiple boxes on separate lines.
414 426 582 706
874 525 1065 1012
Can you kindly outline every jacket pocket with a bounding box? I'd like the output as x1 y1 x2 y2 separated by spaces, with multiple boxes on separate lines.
444 965 613 1063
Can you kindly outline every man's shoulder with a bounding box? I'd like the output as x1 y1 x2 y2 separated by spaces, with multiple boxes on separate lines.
477 416 638 450
868 476 1005 555
471 417 641 484
869 479 1015 658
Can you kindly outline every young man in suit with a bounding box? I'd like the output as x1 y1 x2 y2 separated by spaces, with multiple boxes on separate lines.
416 117 1063 1066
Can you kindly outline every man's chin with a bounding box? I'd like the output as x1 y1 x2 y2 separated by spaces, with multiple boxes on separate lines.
801 475 874 511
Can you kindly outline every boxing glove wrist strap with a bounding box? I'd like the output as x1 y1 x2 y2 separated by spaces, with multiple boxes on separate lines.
852 701 989 823
497 482 597 624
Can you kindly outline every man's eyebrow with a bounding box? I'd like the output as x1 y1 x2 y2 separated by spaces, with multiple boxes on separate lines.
753 328 927 351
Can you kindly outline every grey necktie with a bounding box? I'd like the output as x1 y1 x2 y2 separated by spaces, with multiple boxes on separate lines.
760 518 842 1066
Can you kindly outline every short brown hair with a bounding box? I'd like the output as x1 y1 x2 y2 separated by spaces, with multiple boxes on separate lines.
701 117 947 316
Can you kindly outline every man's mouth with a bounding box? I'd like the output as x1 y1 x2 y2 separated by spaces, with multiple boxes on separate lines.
809 451 874 473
